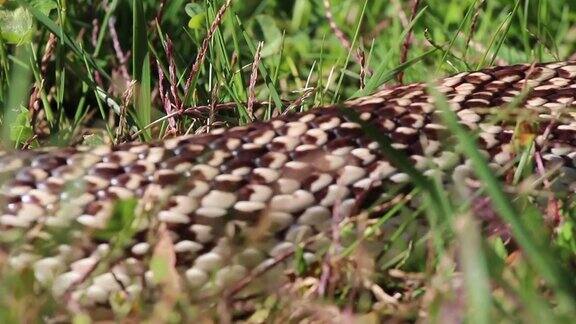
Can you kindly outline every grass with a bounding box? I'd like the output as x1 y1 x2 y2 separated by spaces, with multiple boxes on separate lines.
1 0 576 322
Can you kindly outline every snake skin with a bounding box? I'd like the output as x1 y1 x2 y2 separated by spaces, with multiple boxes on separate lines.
1 61 576 308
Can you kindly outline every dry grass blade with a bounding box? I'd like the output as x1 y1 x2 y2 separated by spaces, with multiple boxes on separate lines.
358 48 367 89
323 0 370 74
397 0 421 84
115 81 135 141
182 0 233 108
157 59 171 132
247 41 263 120
463 0 486 59
29 32 57 134
166 38 181 110
149 223 182 321
3 1 576 322
158 37 180 134
108 16 130 81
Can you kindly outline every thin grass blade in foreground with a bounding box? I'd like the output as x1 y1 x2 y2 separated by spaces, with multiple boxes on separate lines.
430 85 576 311
455 212 492 324
1 0 576 321
338 105 454 258
1 45 32 148
18 0 109 79
338 107 446 212
132 0 151 140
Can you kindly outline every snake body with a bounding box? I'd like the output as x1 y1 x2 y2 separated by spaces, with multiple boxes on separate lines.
1 61 576 309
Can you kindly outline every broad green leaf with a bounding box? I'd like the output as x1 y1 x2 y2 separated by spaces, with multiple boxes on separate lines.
132 0 151 140
293 244 308 275
255 15 282 57
291 0 311 30
94 199 137 240
0 6 33 44
72 314 91 324
0 0 56 43
185 2 205 29
30 0 57 15
81 133 107 147
9 107 33 143
150 255 169 283
188 14 205 29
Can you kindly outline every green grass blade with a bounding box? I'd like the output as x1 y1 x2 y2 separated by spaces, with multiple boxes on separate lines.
456 213 492 324
1 46 32 148
430 85 576 307
338 106 451 236
132 0 151 140
18 0 109 80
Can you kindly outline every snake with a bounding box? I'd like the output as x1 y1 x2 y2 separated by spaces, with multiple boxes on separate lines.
1 61 576 314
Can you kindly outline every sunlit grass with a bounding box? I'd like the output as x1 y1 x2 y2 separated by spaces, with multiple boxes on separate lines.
0 0 576 321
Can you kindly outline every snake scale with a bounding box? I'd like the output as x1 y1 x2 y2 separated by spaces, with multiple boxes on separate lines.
1 61 576 311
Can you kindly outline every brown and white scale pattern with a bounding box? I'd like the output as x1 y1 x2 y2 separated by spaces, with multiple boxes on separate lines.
1 61 576 308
